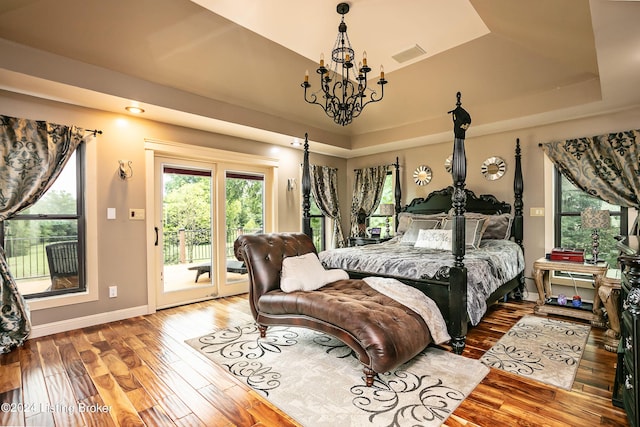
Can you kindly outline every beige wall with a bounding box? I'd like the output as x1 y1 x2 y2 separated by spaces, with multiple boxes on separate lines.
0 90 346 326
348 106 640 297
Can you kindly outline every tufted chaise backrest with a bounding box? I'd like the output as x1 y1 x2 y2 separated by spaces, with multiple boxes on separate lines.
234 233 317 319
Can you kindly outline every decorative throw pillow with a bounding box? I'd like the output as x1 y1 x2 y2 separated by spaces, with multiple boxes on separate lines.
400 218 442 245
441 218 486 249
481 213 513 240
414 229 452 250
397 212 446 236
281 253 348 292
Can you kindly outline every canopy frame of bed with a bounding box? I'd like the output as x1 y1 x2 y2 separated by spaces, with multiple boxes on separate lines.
300 98 524 354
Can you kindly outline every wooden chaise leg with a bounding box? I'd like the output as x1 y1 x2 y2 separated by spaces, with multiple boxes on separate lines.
363 366 376 387
257 324 267 338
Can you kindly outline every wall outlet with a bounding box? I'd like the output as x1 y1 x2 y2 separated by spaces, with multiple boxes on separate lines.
109 286 118 298
129 209 145 220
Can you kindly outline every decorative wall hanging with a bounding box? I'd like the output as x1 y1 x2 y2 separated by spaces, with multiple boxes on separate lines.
481 156 506 180
444 155 453 174
413 165 432 186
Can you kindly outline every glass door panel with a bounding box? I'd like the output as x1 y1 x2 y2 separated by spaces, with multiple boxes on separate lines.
155 157 217 308
225 172 264 284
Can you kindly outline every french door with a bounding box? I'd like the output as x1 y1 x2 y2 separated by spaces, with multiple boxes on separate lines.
154 156 218 309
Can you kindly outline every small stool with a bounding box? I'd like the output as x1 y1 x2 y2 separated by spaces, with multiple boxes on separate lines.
596 269 622 352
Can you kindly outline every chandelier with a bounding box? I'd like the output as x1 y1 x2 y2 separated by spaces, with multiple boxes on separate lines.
301 2 387 126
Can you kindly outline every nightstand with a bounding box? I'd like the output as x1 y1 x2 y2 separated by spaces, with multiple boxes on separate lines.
348 236 392 247
598 269 622 352
532 257 608 324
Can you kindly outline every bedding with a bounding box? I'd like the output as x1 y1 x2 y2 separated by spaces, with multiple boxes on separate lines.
319 238 524 325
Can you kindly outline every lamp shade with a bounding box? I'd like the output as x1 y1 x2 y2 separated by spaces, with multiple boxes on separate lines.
379 203 395 216
581 208 611 229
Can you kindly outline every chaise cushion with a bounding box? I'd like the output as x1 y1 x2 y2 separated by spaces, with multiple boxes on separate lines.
258 278 432 374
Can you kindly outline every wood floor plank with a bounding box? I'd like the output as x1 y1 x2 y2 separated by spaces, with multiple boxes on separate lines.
91 373 145 427
0 388 24 427
79 394 117 427
42 372 85 427
36 338 65 378
157 369 232 426
0 362 21 394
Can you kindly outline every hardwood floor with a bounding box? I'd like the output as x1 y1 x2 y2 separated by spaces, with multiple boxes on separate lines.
0 295 629 426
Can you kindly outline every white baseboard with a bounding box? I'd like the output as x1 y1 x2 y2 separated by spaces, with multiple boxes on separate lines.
29 305 152 339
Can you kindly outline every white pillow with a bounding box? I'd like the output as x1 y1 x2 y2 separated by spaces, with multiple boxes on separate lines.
441 218 486 249
399 218 442 245
281 252 348 292
414 229 452 250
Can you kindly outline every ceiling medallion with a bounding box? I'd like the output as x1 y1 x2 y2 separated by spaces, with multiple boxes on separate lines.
301 2 387 126
413 165 432 186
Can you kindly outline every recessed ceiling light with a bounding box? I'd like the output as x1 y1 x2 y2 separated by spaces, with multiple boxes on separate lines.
125 106 145 114
291 139 301 147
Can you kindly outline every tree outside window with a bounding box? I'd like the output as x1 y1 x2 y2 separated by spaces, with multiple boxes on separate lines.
309 194 325 251
555 169 627 268
2 148 85 298
369 173 395 235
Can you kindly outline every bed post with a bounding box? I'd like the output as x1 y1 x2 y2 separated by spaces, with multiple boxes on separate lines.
302 133 312 239
513 138 525 295
448 92 470 355
513 138 524 250
393 157 401 230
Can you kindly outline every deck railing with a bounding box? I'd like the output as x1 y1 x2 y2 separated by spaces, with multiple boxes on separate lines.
5 228 263 279
4 235 76 280
162 227 261 265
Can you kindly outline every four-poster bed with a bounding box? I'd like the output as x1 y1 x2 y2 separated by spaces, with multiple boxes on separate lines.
301 95 525 353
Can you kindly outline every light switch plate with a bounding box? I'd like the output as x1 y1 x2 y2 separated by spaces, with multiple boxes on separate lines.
107 208 116 220
530 207 545 217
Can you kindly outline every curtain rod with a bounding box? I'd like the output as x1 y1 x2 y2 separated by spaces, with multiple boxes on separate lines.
353 162 398 172
86 129 103 136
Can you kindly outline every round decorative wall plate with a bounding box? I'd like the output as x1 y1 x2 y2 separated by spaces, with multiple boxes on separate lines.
444 155 453 173
481 156 507 180
413 165 432 186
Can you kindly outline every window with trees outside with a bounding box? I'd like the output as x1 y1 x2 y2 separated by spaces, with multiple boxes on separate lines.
308 194 326 251
225 172 264 267
369 172 395 237
2 146 85 298
555 168 627 268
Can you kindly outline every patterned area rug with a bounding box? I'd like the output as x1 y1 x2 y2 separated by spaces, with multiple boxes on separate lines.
480 315 590 390
187 323 489 427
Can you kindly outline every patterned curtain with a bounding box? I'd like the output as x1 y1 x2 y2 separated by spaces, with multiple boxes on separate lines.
0 115 85 354
350 165 389 237
541 129 640 208
309 165 346 248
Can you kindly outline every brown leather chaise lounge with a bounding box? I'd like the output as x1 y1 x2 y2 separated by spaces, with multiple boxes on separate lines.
234 232 433 386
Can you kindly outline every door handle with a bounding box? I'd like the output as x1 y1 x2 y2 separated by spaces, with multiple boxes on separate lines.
154 227 159 246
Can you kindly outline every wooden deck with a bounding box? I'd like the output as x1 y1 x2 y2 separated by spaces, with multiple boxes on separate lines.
0 296 629 426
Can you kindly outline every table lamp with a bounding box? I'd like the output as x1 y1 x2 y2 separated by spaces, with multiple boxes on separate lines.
379 204 395 238
581 208 610 264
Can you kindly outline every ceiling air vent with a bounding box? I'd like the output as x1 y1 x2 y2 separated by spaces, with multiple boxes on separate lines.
392 44 426 64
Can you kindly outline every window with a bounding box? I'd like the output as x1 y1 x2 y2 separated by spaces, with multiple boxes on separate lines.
309 194 326 251
369 172 395 236
2 146 86 298
554 168 627 267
